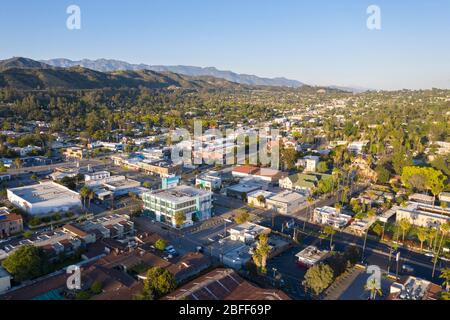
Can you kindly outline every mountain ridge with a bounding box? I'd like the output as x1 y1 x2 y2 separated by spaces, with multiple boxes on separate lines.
41 58 305 88
0 57 253 91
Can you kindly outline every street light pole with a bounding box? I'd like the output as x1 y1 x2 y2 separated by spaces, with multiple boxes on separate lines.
395 252 401 280
361 229 368 263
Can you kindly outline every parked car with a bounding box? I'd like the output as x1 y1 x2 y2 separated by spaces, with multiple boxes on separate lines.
402 264 415 273
165 245 178 256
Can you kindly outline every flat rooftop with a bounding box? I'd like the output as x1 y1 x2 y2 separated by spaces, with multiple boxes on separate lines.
149 185 211 203
295 245 329 264
7 182 79 204
268 190 305 204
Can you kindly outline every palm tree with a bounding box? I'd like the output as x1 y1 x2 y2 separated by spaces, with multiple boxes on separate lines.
433 222 450 277
439 268 450 292
88 190 95 209
79 186 90 211
365 278 382 300
427 228 438 250
13 158 22 169
416 227 428 252
398 218 411 243
323 225 337 250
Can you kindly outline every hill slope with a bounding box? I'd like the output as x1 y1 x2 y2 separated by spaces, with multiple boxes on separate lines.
42 58 304 88
0 58 250 90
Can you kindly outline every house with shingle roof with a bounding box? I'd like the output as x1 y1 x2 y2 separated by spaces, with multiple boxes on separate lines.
279 172 332 194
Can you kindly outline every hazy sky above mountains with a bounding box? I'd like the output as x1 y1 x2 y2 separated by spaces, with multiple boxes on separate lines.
1 0 450 90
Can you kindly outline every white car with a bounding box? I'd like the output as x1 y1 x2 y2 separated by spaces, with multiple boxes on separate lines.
424 252 434 258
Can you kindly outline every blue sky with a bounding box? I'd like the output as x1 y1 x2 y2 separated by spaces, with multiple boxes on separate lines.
1 0 450 90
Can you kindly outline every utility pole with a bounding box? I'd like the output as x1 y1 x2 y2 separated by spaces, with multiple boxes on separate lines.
395 252 401 280
387 246 393 275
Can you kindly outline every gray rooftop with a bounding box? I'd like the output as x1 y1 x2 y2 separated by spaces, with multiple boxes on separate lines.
7 182 79 204
149 185 211 204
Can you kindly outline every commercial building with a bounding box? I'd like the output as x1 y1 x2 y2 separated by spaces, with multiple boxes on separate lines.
143 185 212 228
84 171 111 182
7 182 82 216
266 190 306 215
226 179 268 200
0 207 23 239
295 246 329 268
86 175 145 200
228 222 270 244
388 276 443 300
395 202 450 228
247 190 275 208
313 206 352 229
112 155 182 178
195 171 222 191
232 165 282 184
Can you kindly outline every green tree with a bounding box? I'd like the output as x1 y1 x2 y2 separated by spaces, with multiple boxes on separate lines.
439 268 450 292
252 233 271 274
317 161 329 173
235 209 250 224
174 212 186 227
375 165 390 184
1 245 47 282
143 267 176 298
304 263 334 296
90 281 103 295
365 278 382 300
76 291 91 300
155 239 167 251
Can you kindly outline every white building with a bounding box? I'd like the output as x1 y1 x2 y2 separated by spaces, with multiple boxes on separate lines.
143 185 213 228
84 171 111 182
347 141 369 154
0 266 11 294
196 171 222 191
266 190 306 215
439 192 450 206
395 202 450 228
228 222 270 244
313 206 352 229
7 182 82 216
247 190 275 208
296 156 320 172
295 246 329 268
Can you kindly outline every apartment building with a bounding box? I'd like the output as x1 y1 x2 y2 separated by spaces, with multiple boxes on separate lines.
395 202 450 228
0 207 23 239
143 185 212 228
313 206 352 229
